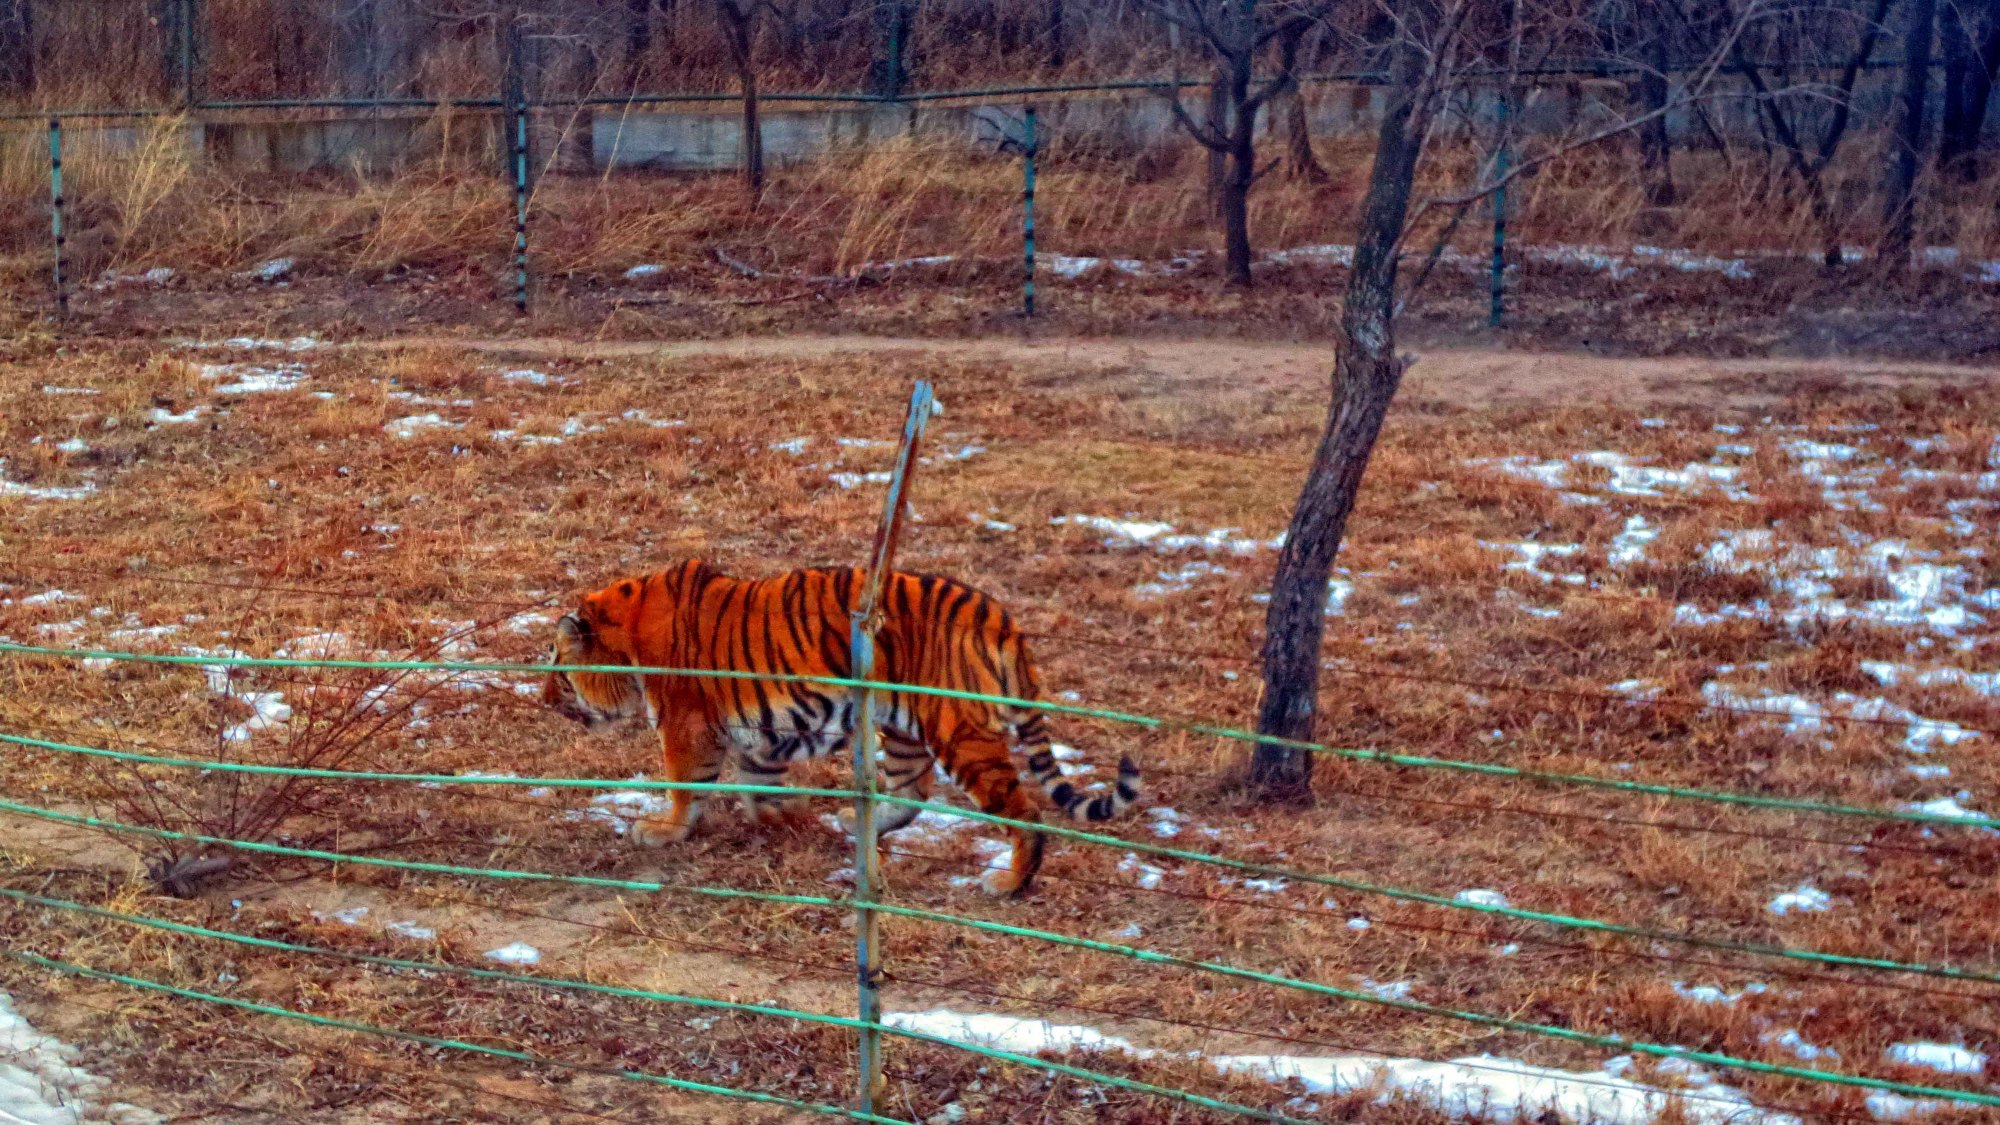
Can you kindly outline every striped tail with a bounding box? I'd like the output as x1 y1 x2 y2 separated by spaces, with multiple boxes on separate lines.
1012 707 1142 822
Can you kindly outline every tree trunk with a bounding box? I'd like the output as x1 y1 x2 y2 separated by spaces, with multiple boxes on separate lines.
1938 1 1999 181
1220 53 1258 286
728 8 764 199
1251 28 1430 796
1284 86 1329 183
1635 14 1675 207
1205 70 1229 219
1881 0 1937 272
0 0 33 96
626 0 652 85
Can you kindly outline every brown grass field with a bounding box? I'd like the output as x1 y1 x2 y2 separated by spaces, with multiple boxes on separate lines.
1 311 1998 1122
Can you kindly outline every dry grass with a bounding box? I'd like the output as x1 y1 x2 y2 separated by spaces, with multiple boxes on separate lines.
1 334 1997 1121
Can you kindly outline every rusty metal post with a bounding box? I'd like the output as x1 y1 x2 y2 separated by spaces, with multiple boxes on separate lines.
849 379 933 1114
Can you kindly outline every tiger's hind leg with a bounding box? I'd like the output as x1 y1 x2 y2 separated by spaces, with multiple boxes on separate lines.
939 730 1044 897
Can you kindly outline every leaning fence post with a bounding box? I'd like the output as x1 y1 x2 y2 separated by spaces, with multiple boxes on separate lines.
849 379 934 1115
506 20 530 316
48 117 66 322
1489 85 1510 330
1022 104 1036 318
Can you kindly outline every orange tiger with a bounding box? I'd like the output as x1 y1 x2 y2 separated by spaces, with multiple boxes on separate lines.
542 559 1140 896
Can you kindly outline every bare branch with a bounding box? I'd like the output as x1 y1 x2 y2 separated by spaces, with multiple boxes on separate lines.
1154 79 1231 150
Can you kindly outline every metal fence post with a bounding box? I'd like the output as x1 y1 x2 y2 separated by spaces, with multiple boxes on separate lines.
48 117 65 321
1022 105 1037 317
506 20 530 316
180 0 200 108
849 379 934 1115
1489 86 1510 330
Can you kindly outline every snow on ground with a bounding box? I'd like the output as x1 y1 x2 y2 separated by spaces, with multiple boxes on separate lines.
1884 1043 1985 1077
0 990 161 1124
886 1009 1801 1125
1052 515 1280 555
1767 884 1832 916
483 942 541 965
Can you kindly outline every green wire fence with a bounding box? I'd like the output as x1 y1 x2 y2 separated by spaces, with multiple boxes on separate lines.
6 383 1999 1121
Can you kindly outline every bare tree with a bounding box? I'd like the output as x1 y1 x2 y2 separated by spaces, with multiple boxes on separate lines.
1282 79 1331 181
0 0 32 97
1249 0 1758 795
1718 0 1892 266
1882 0 1938 270
1146 0 1324 286
1938 0 2000 181
716 0 766 199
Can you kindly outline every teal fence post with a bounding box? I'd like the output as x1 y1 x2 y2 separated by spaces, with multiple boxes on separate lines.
507 20 530 316
180 0 201 108
1489 85 1510 329
1022 105 1036 317
849 379 934 1114
48 117 65 321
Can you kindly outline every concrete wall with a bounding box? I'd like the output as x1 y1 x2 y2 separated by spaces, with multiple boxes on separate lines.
8 71 1994 178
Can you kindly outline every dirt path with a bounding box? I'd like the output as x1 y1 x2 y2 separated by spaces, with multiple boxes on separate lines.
348 333 2000 409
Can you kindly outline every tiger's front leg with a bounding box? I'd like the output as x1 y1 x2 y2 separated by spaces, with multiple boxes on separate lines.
631 710 725 848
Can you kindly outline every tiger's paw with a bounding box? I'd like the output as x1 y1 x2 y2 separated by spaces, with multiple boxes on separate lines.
979 867 1029 897
750 799 811 828
630 816 693 848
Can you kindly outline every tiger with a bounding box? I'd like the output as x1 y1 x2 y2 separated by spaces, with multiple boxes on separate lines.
541 559 1140 896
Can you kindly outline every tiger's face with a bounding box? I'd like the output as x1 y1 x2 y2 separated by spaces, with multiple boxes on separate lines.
542 610 649 731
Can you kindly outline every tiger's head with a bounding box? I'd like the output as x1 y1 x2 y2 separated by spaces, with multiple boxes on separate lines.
542 579 652 731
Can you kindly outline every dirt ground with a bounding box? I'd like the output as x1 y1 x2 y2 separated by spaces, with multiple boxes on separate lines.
2 321 1998 1123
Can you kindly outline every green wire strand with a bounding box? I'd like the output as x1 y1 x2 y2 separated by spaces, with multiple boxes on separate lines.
0 795 834 907
6 726 1997 990
0 887 1313 1125
0 729 855 800
867 900 2000 1110
5 639 1995 832
4 796 1996 1112
869 794 2000 989
0 949 910 1125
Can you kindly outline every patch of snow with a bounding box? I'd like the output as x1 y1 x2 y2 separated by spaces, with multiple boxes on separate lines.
147 406 205 425
1608 515 1659 567
1767 884 1831 915
484 942 541 965
623 263 663 280
1485 540 1586 586
1117 852 1165 890
1214 1050 1796 1125
1454 889 1509 909
1133 561 1231 599
1884 1043 1984 1076
244 257 294 282
1053 514 1278 556
54 438 87 454
384 414 462 439
40 385 100 396
1761 1028 1837 1062
830 471 893 489
1866 1091 1948 1120
203 363 306 394
0 989 163 1124
385 920 435 941
1669 981 1767 1006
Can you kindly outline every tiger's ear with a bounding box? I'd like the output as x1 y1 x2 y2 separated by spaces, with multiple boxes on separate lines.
556 613 588 649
